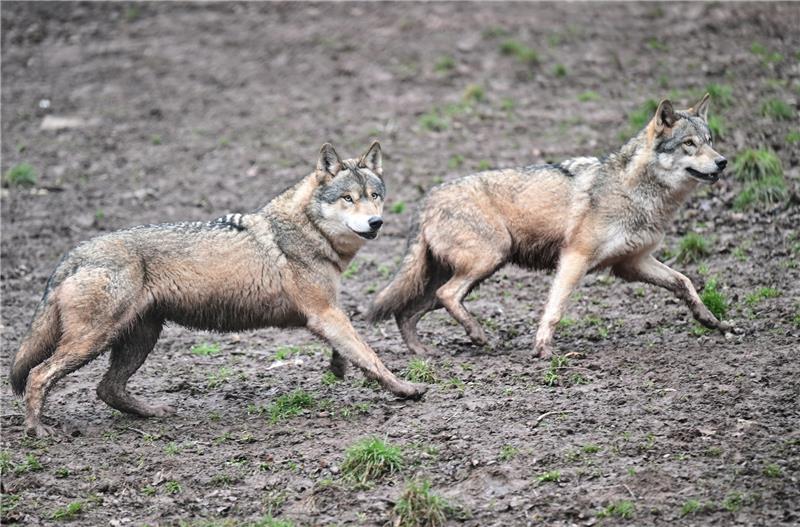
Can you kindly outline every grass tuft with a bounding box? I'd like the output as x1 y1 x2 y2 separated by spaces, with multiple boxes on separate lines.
734 175 788 210
537 470 561 483
700 277 727 320
733 149 783 182
597 500 635 519
267 390 315 423
391 479 451 527
5 163 37 187
51 501 83 520
403 358 438 383
191 342 221 356
578 90 601 102
463 84 486 103
706 83 733 107
707 115 725 140
434 55 455 73
341 437 403 484
676 233 710 264
499 39 539 65
761 98 795 121
745 287 780 306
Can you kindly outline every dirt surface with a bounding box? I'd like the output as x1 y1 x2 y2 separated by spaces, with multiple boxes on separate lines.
2 2 799 526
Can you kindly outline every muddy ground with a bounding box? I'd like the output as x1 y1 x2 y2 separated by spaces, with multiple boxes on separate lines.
1 2 799 526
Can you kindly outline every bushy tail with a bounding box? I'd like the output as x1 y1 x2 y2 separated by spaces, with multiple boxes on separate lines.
10 299 60 395
367 227 430 322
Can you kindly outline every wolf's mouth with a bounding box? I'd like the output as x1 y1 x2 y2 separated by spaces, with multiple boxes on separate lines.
353 229 379 240
686 167 721 183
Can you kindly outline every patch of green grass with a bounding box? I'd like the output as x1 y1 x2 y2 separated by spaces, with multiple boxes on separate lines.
391 201 407 214
787 131 800 144
733 149 783 182
251 518 295 527
403 358 437 383
51 501 83 520
706 83 733 107
206 366 232 389
321 371 339 386
14 454 42 474
553 64 567 77
150 134 162 145
722 492 744 512
191 342 221 356
500 98 515 112
763 463 782 478
434 55 455 73
707 115 726 140
419 111 448 132
273 345 301 360
341 437 403 484
463 84 486 103
476 160 492 171
267 389 315 423
448 154 464 169
392 479 450 527
499 445 518 461
681 499 703 516
578 90 600 102
582 444 600 454
761 98 795 121
5 163 37 187
745 287 780 306
342 259 361 279
537 470 561 483
700 277 728 320
597 500 635 519
646 38 667 51
164 442 181 455
734 175 788 210
676 232 710 264
1 493 21 517
499 39 539 65
165 480 182 494
751 42 783 64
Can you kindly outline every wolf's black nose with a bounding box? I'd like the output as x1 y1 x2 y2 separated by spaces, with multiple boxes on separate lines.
368 216 383 230
715 157 727 170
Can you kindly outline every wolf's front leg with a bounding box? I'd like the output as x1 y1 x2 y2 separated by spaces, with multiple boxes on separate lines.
306 307 427 399
614 255 730 331
534 249 591 359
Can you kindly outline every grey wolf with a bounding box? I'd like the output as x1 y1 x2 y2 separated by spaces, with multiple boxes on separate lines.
10 141 426 438
368 94 730 358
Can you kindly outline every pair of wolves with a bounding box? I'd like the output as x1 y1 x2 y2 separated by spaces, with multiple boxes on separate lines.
10 94 729 437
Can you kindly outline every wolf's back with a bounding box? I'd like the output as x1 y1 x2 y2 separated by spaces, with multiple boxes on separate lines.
367 221 431 322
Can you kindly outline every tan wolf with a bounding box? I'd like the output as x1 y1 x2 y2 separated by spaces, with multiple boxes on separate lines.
10 141 426 437
368 94 731 358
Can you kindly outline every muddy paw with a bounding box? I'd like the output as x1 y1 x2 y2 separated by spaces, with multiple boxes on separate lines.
394 381 428 400
26 422 57 438
147 404 177 417
534 344 553 360
469 330 488 347
329 359 347 379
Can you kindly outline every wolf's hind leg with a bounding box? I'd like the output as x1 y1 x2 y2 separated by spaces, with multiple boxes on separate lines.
613 255 729 331
96 317 172 417
396 292 440 355
436 251 502 346
24 328 112 437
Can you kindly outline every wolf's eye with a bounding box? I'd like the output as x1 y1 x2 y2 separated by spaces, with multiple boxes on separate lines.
684 139 696 148
371 193 380 200
342 195 353 203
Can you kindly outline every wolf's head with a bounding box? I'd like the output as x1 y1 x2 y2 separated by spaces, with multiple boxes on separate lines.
649 93 727 186
312 141 386 242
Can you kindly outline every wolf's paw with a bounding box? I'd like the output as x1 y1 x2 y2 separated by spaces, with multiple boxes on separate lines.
147 404 177 417
25 421 57 438
534 343 553 360
394 381 428 400
468 328 488 346
329 357 348 379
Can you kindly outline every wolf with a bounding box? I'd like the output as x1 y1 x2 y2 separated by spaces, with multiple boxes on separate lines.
368 94 731 358
10 141 426 437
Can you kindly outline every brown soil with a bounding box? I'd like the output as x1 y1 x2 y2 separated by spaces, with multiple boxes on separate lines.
1 2 799 526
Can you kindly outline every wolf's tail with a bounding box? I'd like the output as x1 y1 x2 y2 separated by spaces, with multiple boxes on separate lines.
367 223 430 322
10 297 60 395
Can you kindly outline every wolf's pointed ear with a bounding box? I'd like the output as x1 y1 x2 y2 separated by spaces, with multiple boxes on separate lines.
316 143 342 181
357 140 382 177
654 99 678 134
689 93 711 121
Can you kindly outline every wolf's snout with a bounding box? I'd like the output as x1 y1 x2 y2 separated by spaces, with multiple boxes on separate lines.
715 157 727 171
368 216 384 231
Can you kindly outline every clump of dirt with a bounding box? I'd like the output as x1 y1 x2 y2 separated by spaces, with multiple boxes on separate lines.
2 2 798 526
